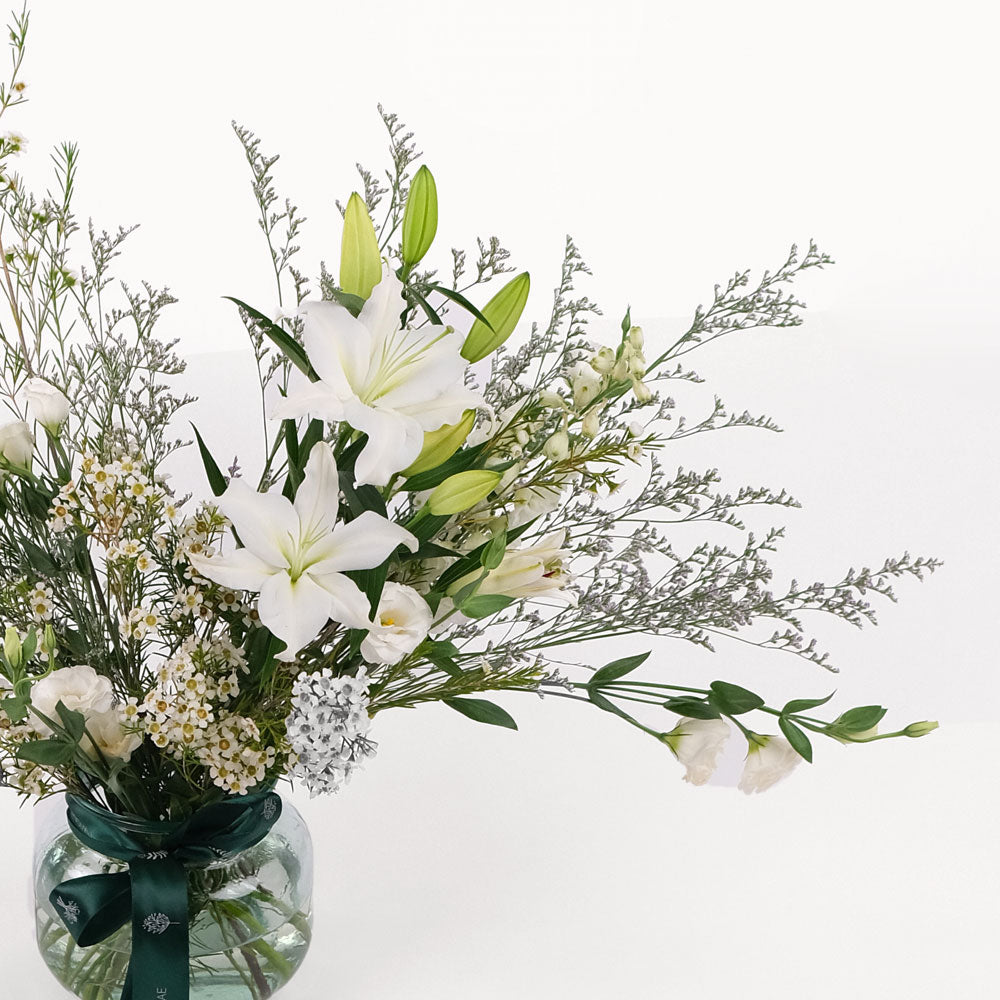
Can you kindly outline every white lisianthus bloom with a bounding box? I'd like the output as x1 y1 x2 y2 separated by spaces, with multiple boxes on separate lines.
21 377 71 431
83 709 143 761
272 268 483 487
662 717 731 786
189 443 418 660
0 417 33 467
30 664 115 735
450 530 576 604
738 735 802 794
361 583 432 665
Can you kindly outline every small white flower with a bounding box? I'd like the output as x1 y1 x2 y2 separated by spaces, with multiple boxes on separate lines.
738 735 802 794
361 583 432 665
662 718 731 786
21 378 71 432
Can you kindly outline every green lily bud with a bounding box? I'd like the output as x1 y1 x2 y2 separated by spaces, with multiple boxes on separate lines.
4 626 21 671
427 469 501 516
903 720 939 738
461 271 531 363
340 192 382 300
403 409 476 477
401 165 438 268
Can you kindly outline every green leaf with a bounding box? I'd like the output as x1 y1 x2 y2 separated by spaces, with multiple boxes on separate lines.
587 687 637 724
17 738 76 766
20 628 37 661
461 272 531 363
225 297 314 376
779 717 814 763
481 529 508 571
709 680 765 716
444 697 517 730
781 692 836 715
835 705 887 732
423 639 462 678
340 192 382 299
20 537 60 576
430 283 493 330
589 651 651 687
327 288 366 317
401 165 438 267
406 284 443 325
55 701 86 743
191 424 228 497
459 594 515 619
663 697 722 720
1 694 28 723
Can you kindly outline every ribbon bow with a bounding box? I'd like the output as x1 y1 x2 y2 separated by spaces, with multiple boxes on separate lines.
50 790 282 1000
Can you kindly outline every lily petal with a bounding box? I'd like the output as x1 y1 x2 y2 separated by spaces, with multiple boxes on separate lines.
299 300 373 393
216 478 298 569
341 400 424 486
309 510 418 574
294 443 340 540
310 571 376 629
358 268 404 356
270 377 346 424
258 572 334 661
189 548 279 591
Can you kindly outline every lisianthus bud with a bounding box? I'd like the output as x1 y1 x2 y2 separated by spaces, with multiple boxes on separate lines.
21 378 70 432
538 391 565 410
590 347 616 375
581 408 601 438
4 626 22 671
903 720 939 738
631 379 653 404
543 429 569 461
0 418 33 467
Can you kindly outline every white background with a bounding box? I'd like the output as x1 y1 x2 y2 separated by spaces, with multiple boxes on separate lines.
1 1 998 996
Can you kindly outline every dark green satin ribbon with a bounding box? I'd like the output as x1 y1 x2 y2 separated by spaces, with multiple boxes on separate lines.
50 790 282 1000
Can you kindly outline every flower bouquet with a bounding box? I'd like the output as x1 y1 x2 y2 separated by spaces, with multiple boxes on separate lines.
0 9 938 999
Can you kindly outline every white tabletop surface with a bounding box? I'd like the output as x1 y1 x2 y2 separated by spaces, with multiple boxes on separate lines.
3 715 998 998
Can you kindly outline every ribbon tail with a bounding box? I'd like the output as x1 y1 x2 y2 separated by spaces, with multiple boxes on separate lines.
129 856 190 1000
50 870 132 947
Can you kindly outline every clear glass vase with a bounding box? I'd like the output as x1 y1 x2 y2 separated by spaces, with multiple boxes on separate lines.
32 794 313 1000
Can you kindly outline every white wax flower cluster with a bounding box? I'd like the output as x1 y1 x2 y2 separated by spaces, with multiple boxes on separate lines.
286 668 376 797
131 636 276 795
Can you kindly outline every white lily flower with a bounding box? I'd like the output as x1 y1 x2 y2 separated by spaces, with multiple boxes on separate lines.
738 735 802 794
189 443 418 660
662 717 731 786
272 268 483 487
